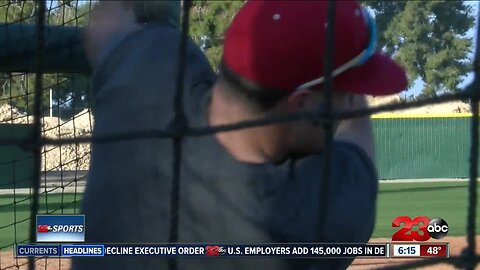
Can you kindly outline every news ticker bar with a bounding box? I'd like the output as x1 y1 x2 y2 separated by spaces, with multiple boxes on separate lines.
15 243 450 258
17 243 387 258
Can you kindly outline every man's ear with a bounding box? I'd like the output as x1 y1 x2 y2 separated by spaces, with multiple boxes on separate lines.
287 89 312 111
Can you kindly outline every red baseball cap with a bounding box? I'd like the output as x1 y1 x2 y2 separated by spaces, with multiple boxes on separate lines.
222 0 408 95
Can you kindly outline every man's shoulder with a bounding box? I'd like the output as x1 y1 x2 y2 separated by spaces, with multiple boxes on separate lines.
91 24 215 114
95 24 214 87
95 25 181 69
296 141 376 180
293 140 378 200
292 141 378 244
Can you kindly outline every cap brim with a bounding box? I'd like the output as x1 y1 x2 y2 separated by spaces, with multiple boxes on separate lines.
335 53 408 96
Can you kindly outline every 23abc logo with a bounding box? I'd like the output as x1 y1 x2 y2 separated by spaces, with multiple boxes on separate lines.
392 216 449 241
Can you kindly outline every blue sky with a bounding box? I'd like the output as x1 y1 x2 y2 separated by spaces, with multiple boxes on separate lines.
403 1 479 98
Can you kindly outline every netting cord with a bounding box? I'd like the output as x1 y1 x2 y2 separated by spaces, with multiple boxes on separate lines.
168 1 192 270
0 91 472 148
28 1 45 270
465 3 480 269
466 80 479 270
318 0 336 242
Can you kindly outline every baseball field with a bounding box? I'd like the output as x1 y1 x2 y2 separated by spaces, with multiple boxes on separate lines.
0 180 479 269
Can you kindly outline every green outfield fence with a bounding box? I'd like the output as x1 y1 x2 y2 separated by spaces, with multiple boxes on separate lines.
0 124 33 190
373 113 480 180
0 1 479 270
1 114 478 192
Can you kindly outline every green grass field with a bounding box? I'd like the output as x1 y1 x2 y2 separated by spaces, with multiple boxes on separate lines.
0 192 81 249
0 181 478 249
373 181 480 238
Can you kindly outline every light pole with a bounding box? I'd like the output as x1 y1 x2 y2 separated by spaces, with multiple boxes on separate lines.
49 88 52 117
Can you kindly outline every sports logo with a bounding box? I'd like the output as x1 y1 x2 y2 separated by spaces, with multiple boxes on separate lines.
392 216 449 241
37 225 52 233
205 245 225 256
36 215 85 243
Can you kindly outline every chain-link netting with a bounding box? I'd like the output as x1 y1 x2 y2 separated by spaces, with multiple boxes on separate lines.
0 1 91 269
0 0 478 270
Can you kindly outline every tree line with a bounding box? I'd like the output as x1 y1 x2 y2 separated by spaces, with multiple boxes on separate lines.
190 0 474 99
0 0 474 117
0 0 91 118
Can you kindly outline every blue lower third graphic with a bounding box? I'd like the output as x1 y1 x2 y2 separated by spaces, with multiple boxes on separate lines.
61 245 105 256
36 215 85 242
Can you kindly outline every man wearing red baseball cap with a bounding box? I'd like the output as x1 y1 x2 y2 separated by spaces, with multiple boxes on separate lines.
223 1 407 96
208 1 407 269
217 0 407 162
77 1 407 270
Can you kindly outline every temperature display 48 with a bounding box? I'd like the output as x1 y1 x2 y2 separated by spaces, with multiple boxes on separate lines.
419 244 448 257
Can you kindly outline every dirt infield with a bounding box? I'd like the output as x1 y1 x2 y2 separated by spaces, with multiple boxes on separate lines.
0 255 71 270
0 236 478 269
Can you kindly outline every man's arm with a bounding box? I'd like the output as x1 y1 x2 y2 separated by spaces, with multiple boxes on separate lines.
84 1 141 67
334 95 375 162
